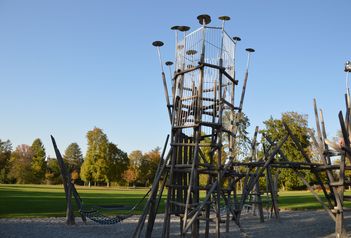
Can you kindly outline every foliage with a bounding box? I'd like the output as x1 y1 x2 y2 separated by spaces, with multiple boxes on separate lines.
64 143 83 183
31 138 47 184
123 167 138 186
106 142 129 185
45 157 62 184
260 112 313 191
125 150 143 186
64 143 83 170
223 112 251 159
0 139 12 183
80 127 109 185
124 149 161 186
9 145 34 184
141 147 161 186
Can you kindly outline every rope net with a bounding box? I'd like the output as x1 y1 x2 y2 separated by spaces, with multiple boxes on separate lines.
79 204 132 225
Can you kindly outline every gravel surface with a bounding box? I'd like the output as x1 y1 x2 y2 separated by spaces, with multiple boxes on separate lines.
0 210 350 237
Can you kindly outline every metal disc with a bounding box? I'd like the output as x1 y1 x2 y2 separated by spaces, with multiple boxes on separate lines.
152 41 164 47
165 61 174 66
186 50 197 55
171 26 180 30
233 36 241 42
178 26 190 32
197 14 211 25
246 48 255 53
218 16 230 21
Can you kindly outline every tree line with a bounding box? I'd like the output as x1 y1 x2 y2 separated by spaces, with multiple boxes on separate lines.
0 127 160 187
0 112 343 190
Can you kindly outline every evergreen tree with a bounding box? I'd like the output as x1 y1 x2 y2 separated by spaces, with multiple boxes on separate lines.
64 143 83 183
64 143 83 169
31 138 46 184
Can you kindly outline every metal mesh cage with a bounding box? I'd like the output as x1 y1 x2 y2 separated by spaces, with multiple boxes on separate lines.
173 26 236 135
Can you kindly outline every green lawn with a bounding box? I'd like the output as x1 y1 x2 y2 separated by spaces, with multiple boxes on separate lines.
0 184 350 218
0 184 157 218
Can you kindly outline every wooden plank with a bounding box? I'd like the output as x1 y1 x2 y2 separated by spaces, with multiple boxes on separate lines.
51 136 75 225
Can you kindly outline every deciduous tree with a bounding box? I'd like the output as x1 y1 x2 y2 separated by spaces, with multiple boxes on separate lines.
260 112 312 190
106 142 129 185
0 139 12 183
80 127 109 186
45 157 62 184
9 145 34 184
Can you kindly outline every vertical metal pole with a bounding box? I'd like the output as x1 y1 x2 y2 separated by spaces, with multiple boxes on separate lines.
239 48 254 112
153 41 172 123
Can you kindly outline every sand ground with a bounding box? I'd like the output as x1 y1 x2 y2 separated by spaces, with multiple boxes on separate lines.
1 210 350 237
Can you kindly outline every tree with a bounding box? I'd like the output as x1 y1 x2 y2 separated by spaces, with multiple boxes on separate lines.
223 112 251 160
260 112 312 190
45 157 62 184
9 145 34 184
64 143 83 169
0 139 12 183
144 147 161 185
123 167 138 187
106 142 129 185
129 150 143 168
80 127 109 186
125 150 143 186
126 148 161 186
31 138 47 184
64 143 83 183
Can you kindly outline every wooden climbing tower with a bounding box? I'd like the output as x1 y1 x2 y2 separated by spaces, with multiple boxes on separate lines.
133 14 255 237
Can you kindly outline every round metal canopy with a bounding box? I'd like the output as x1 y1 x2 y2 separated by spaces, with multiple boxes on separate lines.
165 61 174 66
152 41 164 47
218 16 230 21
246 48 255 53
178 26 190 32
197 14 211 25
233 36 241 42
186 50 197 55
171 26 180 30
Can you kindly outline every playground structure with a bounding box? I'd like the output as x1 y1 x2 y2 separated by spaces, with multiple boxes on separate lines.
50 14 351 238
131 15 351 238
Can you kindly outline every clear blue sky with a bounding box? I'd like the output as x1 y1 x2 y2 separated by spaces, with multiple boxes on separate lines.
0 0 350 157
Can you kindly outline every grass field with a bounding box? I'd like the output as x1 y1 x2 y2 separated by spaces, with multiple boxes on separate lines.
0 184 350 218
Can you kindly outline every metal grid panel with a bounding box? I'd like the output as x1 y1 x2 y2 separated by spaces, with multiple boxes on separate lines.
174 26 235 135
